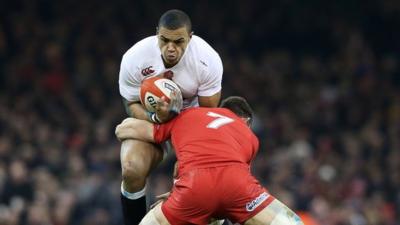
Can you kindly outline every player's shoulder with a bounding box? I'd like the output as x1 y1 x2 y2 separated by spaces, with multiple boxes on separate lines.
215 108 239 118
178 107 199 116
190 35 214 50
184 35 223 75
122 36 159 63
173 107 203 120
188 35 220 60
180 107 234 118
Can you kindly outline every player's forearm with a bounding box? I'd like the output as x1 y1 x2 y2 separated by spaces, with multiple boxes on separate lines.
198 91 221 107
123 98 151 121
130 103 150 120
123 98 173 124
115 118 155 143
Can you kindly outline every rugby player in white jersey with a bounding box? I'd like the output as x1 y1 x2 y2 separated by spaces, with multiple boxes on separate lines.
118 9 223 225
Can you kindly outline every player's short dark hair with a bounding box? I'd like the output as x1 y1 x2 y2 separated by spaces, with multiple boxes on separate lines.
220 96 253 124
158 9 192 32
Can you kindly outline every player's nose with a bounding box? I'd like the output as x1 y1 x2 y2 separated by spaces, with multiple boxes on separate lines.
166 42 176 52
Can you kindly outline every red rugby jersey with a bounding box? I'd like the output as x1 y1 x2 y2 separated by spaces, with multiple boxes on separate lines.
153 107 259 174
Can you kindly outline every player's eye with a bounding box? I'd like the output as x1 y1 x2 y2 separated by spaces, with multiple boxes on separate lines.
174 40 184 45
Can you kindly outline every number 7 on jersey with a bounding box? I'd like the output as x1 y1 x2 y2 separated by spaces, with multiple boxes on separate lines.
206 112 234 129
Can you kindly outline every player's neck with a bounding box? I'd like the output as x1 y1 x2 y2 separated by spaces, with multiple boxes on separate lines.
162 57 178 68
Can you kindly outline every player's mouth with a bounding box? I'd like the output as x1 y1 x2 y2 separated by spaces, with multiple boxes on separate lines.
166 54 177 61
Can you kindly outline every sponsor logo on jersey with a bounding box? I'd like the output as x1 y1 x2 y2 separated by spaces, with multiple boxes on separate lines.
246 192 269 212
141 66 155 76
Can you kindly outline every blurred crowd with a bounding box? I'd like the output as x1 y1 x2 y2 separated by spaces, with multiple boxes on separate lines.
1 0 399 224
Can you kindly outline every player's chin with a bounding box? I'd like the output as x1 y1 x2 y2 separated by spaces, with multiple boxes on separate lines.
166 59 179 66
164 56 179 64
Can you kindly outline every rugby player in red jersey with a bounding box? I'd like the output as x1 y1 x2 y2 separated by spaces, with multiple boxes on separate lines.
116 96 304 225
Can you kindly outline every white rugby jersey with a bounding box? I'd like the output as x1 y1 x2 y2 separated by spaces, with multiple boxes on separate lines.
119 35 223 109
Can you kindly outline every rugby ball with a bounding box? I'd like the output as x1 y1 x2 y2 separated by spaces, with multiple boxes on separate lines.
139 76 181 112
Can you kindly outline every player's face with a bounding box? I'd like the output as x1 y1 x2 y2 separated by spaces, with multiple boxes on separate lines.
158 26 192 67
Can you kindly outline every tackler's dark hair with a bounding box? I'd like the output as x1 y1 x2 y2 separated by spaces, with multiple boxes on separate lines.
220 96 253 125
158 9 192 32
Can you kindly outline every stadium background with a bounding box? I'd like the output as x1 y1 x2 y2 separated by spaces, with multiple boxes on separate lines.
0 0 399 224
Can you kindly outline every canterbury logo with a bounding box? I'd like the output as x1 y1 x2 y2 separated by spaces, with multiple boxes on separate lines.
141 66 155 76
246 192 269 212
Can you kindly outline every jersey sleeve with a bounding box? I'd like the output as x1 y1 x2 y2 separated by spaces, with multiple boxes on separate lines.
197 53 223 97
118 54 141 102
153 118 177 143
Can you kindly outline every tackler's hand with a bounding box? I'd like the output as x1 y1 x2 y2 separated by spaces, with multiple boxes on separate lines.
155 89 183 123
169 89 183 114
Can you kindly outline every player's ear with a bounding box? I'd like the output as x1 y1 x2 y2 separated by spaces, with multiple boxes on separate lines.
156 27 159 35
246 118 252 127
241 117 252 127
189 31 193 39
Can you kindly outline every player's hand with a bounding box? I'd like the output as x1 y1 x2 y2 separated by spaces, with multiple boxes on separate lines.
169 90 183 114
155 90 182 123
150 192 171 209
